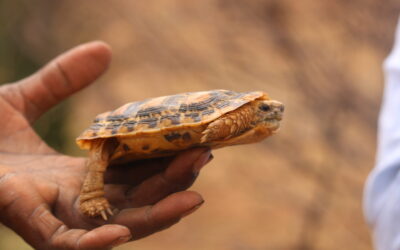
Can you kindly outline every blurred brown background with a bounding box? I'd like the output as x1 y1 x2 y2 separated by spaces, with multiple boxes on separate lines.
1 1 400 249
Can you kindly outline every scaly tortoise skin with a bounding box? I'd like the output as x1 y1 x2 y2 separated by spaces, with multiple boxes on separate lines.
76 89 284 220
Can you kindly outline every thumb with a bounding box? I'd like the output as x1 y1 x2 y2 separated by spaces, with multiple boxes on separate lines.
4 41 112 123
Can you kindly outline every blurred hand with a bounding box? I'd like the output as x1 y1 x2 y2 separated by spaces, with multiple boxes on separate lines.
0 41 212 249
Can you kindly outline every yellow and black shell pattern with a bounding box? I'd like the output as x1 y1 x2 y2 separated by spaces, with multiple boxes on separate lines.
76 89 268 150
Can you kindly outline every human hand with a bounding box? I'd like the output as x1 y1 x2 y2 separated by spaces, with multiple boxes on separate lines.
0 41 212 249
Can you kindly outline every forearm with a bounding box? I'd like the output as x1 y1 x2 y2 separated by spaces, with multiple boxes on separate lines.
364 16 400 250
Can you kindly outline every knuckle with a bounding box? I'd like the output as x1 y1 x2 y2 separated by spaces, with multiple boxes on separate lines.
160 172 196 192
47 224 71 250
0 171 18 186
0 172 20 209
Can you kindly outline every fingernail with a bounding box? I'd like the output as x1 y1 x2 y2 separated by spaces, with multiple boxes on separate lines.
111 234 132 247
193 149 212 173
182 200 204 218
206 153 214 164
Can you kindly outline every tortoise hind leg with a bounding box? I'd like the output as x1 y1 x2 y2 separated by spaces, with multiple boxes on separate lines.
79 139 117 220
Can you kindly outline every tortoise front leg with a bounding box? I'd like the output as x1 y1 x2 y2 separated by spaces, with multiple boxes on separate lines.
79 140 114 220
201 103 254 143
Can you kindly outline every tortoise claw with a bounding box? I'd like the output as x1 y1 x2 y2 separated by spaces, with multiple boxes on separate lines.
100 210 108 221
107 207 114 216
80 197 112 220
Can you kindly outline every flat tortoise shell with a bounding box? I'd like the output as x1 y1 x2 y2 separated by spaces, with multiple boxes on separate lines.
78 89 266 145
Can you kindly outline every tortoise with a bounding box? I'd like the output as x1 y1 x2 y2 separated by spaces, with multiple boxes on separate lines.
77 89 284 220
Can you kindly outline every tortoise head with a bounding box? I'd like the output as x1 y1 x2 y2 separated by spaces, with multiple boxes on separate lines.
254 99 284 131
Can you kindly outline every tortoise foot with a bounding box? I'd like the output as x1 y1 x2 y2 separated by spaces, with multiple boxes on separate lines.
80 197 114 220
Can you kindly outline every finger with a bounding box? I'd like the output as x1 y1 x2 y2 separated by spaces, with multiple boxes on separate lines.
3 200 131 249
0 176 131 249
74 225 131 249
104 156 172 185
38 214 131 249
5 41 112 123
111 191 204 240
107 148 212 208
47 222 131 249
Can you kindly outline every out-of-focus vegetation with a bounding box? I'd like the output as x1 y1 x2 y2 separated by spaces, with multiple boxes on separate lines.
0 1 68 152
0 1 399 249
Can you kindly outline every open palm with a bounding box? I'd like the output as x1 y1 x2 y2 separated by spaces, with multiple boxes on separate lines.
0 42 211 249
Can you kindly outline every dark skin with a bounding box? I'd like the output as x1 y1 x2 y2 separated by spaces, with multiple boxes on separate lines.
0 41 212 249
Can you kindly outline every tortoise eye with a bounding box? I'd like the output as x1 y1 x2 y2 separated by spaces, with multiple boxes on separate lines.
259 103 271 112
